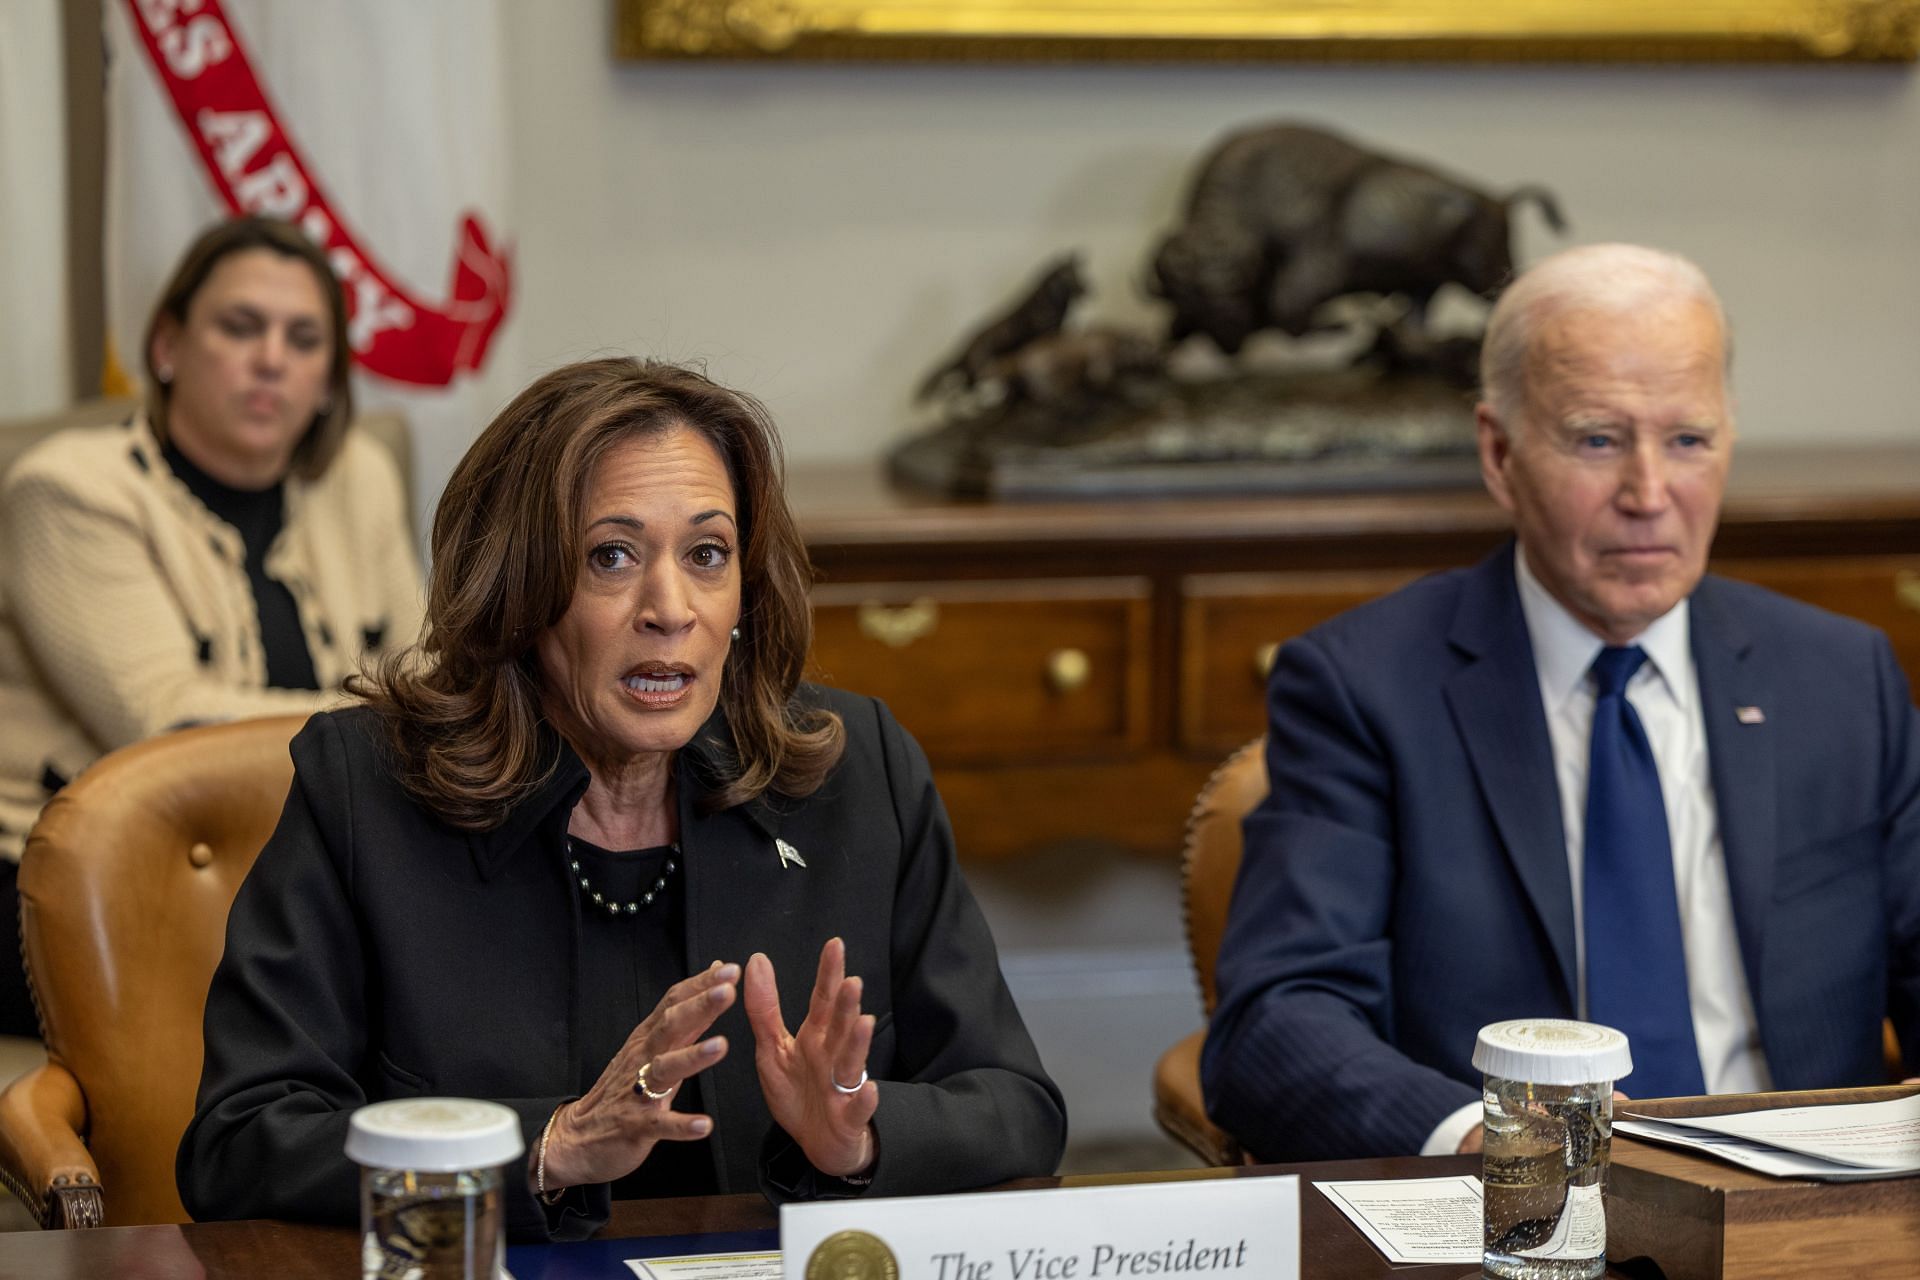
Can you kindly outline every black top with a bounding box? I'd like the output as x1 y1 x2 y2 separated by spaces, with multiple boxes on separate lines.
567 837 717 1201
163 443 318 690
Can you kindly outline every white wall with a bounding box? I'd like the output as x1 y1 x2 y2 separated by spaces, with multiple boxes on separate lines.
499 6 1920 462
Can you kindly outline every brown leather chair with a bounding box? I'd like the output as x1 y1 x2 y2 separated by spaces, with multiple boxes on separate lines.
1152 737 1265 1167
0 715 307 1227
1151 738 1911 1167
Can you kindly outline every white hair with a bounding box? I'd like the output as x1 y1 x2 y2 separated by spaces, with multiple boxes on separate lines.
1479 243 1730 425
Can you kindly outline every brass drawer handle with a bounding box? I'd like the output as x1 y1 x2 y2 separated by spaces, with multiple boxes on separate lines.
1898 571 1920 615
1254 642 1280 682
858 598 939 648
1047 648 1091 693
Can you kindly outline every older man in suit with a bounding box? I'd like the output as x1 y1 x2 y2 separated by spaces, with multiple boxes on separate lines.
1202 242 1920 1161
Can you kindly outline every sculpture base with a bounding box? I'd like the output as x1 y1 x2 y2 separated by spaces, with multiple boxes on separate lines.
889 366 1482 500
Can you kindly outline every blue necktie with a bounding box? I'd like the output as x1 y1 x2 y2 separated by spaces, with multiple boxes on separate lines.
1583 645 1706 1098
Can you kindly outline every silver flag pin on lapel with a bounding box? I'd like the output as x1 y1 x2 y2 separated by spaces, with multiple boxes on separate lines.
775 838 807 870
1735 705 1766 725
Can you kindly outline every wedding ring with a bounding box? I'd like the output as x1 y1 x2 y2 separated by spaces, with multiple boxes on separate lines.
635 1062 673 1101
831 1069 869 1095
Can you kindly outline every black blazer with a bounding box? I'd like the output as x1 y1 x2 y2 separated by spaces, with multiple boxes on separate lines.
178 687 1066 1240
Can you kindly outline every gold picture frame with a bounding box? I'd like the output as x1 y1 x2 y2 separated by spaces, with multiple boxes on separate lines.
616 1 1920 62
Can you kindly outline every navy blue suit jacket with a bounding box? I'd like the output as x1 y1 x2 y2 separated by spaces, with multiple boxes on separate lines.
1202 542 1920 1161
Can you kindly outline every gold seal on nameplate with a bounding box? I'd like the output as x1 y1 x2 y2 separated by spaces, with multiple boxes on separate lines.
806 1229 899 1280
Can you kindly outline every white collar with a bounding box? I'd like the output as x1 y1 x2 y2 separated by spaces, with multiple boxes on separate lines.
1514 543 1693 714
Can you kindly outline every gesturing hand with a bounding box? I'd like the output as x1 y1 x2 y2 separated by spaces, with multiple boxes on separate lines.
742 938 879 1178
539 961 738 1191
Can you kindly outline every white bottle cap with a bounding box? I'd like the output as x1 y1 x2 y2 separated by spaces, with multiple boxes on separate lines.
346 1098 525 1173
1472 1019 1633 1087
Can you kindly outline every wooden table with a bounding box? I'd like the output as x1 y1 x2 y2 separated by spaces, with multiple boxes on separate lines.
0 1157 1488 1279
1606 1085 1920 1280
0 1153 1709 1280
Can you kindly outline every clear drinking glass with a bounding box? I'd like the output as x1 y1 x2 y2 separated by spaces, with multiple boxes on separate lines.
361 1164 505 1280
1473 1020 1631 1280
347 1097 523 1280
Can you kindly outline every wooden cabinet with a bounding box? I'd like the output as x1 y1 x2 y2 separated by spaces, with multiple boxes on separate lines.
1712 557 1920 686
808 578 1152 762
789 446 1920 861
1177 570 1423 755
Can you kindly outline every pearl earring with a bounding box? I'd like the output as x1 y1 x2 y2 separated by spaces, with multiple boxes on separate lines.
156 365 174 384
730 627 741 641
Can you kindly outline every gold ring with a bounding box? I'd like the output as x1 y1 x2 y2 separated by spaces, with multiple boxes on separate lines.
635 1062 673 1101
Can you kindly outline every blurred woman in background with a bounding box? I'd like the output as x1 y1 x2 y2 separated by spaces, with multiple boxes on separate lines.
0 216 423 1036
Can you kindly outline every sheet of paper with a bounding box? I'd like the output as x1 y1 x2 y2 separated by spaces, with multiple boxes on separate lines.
1313 1174 1483 1265
626 1251 783 1279
1657 1094 1920 1171
1613 1116 1893 1181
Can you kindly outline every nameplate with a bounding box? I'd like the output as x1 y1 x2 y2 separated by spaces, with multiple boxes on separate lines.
780 1176 1298 1280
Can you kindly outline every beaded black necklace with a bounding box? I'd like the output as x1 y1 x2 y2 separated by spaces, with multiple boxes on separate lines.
567 839 679 916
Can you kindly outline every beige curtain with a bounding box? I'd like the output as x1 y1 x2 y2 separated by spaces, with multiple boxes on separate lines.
0 0 73 418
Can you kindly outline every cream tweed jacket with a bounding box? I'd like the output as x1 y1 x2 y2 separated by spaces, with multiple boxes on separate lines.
0 412 424 860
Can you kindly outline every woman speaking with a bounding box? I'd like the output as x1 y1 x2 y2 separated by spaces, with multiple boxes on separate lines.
179 358 1065 1239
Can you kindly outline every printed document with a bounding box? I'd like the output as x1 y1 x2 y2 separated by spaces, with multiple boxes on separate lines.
1612 1116 1893 1180
627 1251 783 1279
1313 1175 1483 1265
1617 1093 1920 1181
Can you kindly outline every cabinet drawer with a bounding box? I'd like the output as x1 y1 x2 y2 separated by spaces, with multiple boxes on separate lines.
1179 570 1422 754
1713 556 1920 690
809 578 1152 763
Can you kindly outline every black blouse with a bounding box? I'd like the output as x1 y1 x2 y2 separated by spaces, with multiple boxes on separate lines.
567 836 718 1201
162 443 318 690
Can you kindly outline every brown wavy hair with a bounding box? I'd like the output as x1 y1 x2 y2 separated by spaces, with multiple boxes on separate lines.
355 357 844 830
143 216 355 480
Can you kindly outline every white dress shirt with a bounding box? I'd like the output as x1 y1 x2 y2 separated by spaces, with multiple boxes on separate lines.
1421 549 1771 1155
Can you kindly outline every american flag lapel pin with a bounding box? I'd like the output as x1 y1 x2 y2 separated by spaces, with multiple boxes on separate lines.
1735 705 1766 725
775 838 807 869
